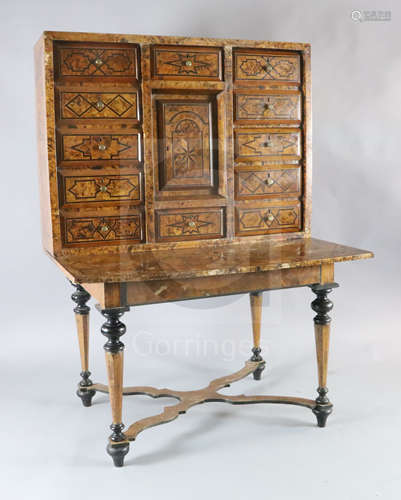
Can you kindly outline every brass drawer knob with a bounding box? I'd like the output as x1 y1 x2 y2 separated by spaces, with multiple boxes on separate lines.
96 100 105 110
188 221 196 227
185 60 193 67
100 225 109 232
100 186 107 193
265 214 274 222
263 141 271 148
264 103 271 110
265 177 274 186
94 58 103 65
98 144 107 151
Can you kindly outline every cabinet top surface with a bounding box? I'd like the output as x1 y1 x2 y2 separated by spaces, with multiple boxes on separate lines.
53 237 373 284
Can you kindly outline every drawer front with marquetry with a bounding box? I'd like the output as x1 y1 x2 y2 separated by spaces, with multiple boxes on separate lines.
235 167 301 199
234 92 301 123
59 92 138 120
156 208 225 241
64 215 143 244
57 45 137 77
61 134 140 162
151 46 223 80
234 129 301 162
236 202 301 235
61 173 141 205
234 50 300 83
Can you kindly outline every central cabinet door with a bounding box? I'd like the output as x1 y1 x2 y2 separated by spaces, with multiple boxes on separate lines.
155 94 219 196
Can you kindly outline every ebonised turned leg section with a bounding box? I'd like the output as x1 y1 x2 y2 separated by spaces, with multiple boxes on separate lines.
249 291 266 380
310 283 339 427
101 307 130 467
71 283 96 407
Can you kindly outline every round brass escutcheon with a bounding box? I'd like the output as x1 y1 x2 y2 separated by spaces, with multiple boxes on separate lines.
266 214 274 222
101 225 109 232
94 58 103 65
185 60 193 67
265 177 274 186
100 186 107 193
188 221 196 227
96 100 105 110
264 103 271 110
98 144 107 151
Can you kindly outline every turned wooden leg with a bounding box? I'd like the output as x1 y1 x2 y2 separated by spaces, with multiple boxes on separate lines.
101 307 130 467
310 283 339 427
71 283 96 407
249 291 266 380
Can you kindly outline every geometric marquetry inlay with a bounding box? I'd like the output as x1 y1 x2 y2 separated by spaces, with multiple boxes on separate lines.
236 203 300 235
62 134 139 161
234 51 300 82
236 168 301 199
235 93 301 122
156 208 224 241
235 130 301 161
61 92 138 119
65 215 142 243
59 47 137 77
152 46 222 80
63 174 141 204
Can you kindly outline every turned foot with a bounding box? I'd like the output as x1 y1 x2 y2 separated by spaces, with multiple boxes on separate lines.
77 387 96 407
313 403 333 427
250 347 266 380
107 442 130 467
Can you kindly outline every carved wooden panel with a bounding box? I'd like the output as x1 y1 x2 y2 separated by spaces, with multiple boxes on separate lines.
60 92 138 119
234 129 301 161
152 46 222 80
62 134 140 161
58 45 137 77
62 174 141 204
235 92 301 123
234 50 300 83
156 208 224 241
65 215 142 243
157 99 216 191
235 167 301 199
236 202 301 235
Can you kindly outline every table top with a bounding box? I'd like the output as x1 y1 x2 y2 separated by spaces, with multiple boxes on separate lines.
51 237 373 284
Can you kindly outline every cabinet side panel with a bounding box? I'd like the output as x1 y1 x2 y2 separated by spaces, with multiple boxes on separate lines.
34 35 60 256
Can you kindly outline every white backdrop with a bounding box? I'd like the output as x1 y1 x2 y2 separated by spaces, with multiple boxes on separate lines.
1 1 400 499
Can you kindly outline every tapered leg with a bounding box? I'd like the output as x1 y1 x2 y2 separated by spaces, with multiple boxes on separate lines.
71 283 96 407
101 307 130 467
249 291 266 380
310 283 339 427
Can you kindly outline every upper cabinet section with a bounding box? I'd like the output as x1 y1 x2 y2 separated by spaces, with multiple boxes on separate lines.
234 49 300 85
55 43 138 78
151 45 223 81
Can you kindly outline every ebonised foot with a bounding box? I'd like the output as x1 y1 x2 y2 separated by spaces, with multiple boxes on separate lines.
313 404 333 427
76 387 96 407
107 442 130 467
250 347 266 380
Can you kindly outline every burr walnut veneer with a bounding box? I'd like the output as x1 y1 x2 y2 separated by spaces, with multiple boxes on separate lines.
35 31 373 467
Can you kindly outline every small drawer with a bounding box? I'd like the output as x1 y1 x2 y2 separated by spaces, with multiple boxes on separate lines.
59 91 138 120
236 202 301 236
57 44 137 77
234 129 301 162
234 91 301 123
234 50 300 83
61 134 140 162
156 208 225 241
64 215 143 244
151 45 223 80
61 173 142 205
235 167 301 199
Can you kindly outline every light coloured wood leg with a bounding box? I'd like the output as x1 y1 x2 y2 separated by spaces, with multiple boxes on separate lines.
249 291 265 380
310 283 338 427
71 283 95 407
100 307 130 467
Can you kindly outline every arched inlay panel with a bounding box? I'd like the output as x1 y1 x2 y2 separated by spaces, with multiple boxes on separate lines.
156 99 217 192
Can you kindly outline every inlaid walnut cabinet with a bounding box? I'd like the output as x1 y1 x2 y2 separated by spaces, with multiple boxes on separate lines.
35 31 373 467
